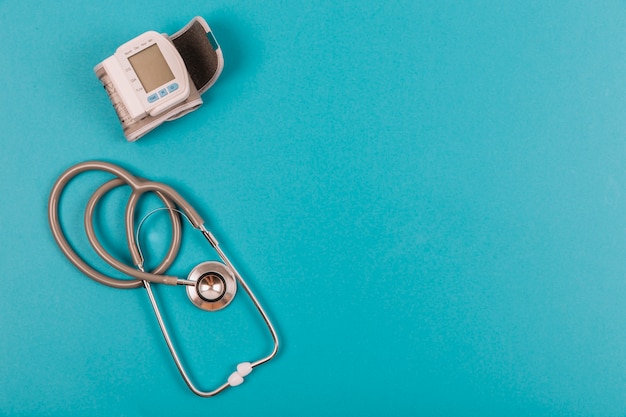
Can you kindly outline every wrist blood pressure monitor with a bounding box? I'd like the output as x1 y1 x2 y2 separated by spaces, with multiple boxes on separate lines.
94 17 223 141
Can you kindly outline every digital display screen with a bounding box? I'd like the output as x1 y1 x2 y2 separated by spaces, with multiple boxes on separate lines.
128 44 175 93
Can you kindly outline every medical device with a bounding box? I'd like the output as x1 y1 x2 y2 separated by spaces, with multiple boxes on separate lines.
48 161 279 397
94 17 224 141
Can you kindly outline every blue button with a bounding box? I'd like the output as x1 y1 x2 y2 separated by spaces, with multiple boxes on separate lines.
167 83 179 93
158 88 168 98
147 93 159 103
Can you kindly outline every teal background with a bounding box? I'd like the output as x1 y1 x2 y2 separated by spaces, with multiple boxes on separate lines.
2 0 626 415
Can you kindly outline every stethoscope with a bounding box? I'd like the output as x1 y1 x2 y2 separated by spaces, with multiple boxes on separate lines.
48 160 279 397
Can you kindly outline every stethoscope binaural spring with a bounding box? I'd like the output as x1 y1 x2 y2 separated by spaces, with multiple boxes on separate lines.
48 160 279 397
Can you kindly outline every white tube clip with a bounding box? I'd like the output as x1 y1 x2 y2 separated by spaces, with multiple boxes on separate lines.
228 362 253 387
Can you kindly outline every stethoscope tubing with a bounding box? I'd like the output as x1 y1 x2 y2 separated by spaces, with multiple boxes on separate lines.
48 160 190 287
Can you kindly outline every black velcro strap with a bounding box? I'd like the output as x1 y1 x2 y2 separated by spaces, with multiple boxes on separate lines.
171 20 219 93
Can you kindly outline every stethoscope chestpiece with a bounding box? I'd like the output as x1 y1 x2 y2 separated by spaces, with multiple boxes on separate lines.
187 261 237 311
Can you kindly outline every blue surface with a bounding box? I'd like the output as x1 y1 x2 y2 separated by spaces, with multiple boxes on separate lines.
2 1 626 416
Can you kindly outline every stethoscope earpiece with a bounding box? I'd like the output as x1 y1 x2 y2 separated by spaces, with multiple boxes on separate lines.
187 261 237 311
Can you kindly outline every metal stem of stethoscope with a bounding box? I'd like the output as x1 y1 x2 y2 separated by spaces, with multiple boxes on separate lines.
48 160 279 397
142 279 229 396
138 228 278 396
138 223 278 397
200 226 279 367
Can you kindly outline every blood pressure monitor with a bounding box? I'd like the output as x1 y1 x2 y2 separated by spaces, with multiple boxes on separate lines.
94 17 223 141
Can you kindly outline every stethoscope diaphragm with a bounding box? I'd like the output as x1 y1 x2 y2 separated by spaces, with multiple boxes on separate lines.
186 261 237 311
